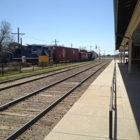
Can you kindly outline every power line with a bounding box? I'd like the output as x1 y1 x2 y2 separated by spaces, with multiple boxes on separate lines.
24 35 51 43
52 39 59 46
17 34 93 49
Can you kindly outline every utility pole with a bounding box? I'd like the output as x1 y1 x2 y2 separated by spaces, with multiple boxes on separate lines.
99 46 100 59
71 44 73 61
52 39 59 46
12 28 25 62
21 38 23 56
90 46 92 51
12 28 25 44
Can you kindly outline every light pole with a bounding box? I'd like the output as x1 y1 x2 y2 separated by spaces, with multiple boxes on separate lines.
99 46 100 59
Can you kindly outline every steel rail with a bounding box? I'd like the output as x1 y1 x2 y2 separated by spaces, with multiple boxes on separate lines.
0 61 107 111
0 62 97 90
109 60 116 139
4 61 109 140
0 62 93 85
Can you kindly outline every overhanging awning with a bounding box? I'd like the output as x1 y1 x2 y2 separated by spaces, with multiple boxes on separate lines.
114 0 138 50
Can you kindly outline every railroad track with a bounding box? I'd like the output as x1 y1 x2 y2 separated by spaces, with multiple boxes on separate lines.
0 60 106 106
0 61 96 85
0 60 111 140
0 61 100 90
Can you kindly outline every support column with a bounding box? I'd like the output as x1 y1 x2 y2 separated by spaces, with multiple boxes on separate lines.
120 49 122 64
123 45 125 65
119 51 120 63
128 39 132 73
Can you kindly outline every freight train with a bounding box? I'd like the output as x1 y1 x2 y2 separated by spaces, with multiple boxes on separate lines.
50 46 97 62
13 44 49 63
2 44 97 64
51 46 79 62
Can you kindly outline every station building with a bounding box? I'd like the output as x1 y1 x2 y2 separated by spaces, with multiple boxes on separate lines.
114 0 140 73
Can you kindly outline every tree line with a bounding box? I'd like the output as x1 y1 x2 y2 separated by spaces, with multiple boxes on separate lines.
0 20 16 63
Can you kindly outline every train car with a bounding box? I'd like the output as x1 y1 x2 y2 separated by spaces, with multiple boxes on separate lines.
13 44 49 63
52 46 80 62
88 51 97 60
79 50 88 60
11 44 97 64
52 46 68 62
67 47 79 61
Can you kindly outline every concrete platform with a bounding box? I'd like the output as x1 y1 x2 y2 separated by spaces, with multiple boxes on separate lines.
44 60 140 140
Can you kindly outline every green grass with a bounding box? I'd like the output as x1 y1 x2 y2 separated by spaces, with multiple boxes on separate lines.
102 61 111 69
0 61 94 82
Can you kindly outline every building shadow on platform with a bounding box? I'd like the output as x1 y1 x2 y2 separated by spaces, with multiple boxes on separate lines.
118 63 140 134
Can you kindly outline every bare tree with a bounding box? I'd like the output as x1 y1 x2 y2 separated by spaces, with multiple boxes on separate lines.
0 20 14 63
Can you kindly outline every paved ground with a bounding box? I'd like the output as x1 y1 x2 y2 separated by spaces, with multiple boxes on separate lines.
44 60 140 140
116 63 140 140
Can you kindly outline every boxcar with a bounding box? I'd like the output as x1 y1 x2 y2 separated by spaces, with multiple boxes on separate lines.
52 46 80 62
52 46 68 62
79 51 88 60
67 48 79 61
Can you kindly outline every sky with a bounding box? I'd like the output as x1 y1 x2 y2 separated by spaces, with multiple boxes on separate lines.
0 0 115 55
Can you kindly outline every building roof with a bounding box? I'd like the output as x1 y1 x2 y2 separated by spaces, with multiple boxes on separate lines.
114 0 138 50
